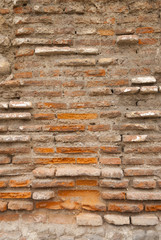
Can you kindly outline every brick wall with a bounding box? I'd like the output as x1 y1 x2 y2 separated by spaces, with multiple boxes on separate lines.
0 0 161 239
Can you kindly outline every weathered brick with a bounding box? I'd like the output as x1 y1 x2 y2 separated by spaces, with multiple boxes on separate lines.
33 167 56 178
127 192 161 200
124 168 154 176
9 101 32 108
56 166 100 177
98 29 114 36
123 135 148 142
126 110 161 118
0 113 31 120
100 157 121 165
100 146 121 154
16 49 34 57
131 76 156 84
117 35 139 44
102 191 125 200
76 213 102 226
35 47 99 55
34 157 75 164
0 156 11 164
32 179 75 188
0 201 7 211
104 214 130 225
0 102 8 109
136 27 154 34
99 135 121 143
98 58 117 66
100 111 121 118
32 191 55 200
9 179 30 188
0 135 30 143
8 201 33 210
118 123 155 131
99 179 128 189
37 102 66 109
15 27 34 36
0 180 8 188
114 87 140 95
0 192 31 199
88 124 110 131
140 86 158 94
101 168 123 179
108 203 143 213
132 179 156 189
89 88 112 96
131 215 158 226
0 147 30 154
57 58 96 66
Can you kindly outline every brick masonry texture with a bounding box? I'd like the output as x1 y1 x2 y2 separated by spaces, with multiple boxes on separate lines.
0 0 161 238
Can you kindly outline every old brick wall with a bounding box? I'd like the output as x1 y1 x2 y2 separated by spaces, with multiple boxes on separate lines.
0 0 161 239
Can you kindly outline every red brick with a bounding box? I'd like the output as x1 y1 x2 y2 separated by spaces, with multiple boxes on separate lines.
33 113 55 120
88 125 110 131
37 102 67 109
102 191 126 200
139 38 157 45
100 157 121 165
43 125 85 132
108 203 143 213
56 147 98 154
0 192 31 199
57 113 98 120
100 146 121 154
34 148 55 154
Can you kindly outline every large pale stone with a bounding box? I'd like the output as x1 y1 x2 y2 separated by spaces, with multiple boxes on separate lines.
56 166 100 177
104 214 130 225
76 213 102 226
0 35 10 47
0 55 10 75
131 215 158 226
32 191 55 200
132 76 156 84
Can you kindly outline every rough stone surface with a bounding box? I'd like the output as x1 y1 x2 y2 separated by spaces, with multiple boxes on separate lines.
76 213 103 226
104 214 130 225
0 55 10 75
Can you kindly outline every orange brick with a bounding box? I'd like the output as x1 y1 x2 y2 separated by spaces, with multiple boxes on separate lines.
77 158 97 164
58 190 106 211
16 49 34 57
0 192 31 199
98 29 115 36
145 204 161 212
0 201 7 212
33 113 55 120
34 158 76 164
57 113 98 120
0 9 10 14
0 181 8 188
139 38 157 45
9 179 30 188
36 201 63 210
76 180 98 186
37 102 67 109
14 72 32 79
136 27 154 34
56 147 98 154
108 203 143 213
43 125 85 132
34 148 54 154
85 69 106 77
